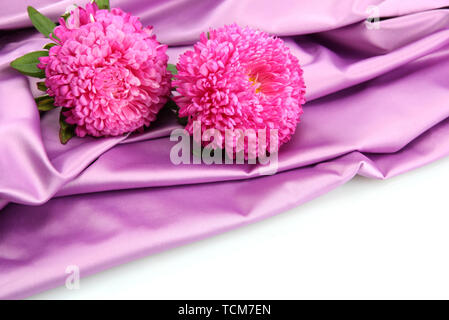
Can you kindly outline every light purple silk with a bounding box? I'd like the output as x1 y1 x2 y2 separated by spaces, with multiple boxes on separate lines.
1 0 449 299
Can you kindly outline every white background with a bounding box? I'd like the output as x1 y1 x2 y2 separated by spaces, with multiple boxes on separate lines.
31 155 449 300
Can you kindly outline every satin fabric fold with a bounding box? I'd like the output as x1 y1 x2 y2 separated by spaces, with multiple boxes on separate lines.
1 0 449 298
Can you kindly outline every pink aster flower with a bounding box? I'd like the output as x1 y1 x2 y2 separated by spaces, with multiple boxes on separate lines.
173 24 306 158
37 3 171 137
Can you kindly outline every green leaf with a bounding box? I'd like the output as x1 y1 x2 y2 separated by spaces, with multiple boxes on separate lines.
34 95 56 111
164 99 177 112
43 43 57 50
36 81 47 92
94 0 110 10
61 12 70 21
167 63 178 76
207 31 210 39
10 51 48 78
59 108 76 144
27 6 56 38
178 115 188 126
164 99 187 125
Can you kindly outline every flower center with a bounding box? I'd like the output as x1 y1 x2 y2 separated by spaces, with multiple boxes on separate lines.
94 67 126 99
248 75 262 94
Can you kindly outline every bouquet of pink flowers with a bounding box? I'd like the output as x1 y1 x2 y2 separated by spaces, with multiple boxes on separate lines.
11 0 306 158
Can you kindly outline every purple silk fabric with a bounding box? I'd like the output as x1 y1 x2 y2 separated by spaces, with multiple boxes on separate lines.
1 0 449 298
